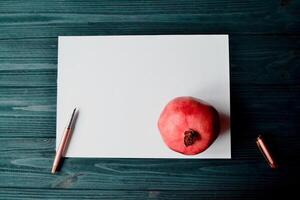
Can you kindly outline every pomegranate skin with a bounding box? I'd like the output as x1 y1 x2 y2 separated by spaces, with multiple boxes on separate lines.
158 96 220 155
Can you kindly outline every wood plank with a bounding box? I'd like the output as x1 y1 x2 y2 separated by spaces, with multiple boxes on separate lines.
0 0 299 37
1 36 300 86
0 188 293 200
0 155 297 191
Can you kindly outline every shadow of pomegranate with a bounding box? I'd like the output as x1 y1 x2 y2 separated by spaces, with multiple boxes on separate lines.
219 112 230 136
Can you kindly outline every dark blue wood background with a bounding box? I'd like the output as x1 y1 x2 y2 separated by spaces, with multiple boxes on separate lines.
0 0 299 199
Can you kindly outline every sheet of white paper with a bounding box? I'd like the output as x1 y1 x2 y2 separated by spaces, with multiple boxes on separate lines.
57 35 231 158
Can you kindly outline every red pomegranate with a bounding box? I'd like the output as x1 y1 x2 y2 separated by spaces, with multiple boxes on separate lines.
158 96 220 155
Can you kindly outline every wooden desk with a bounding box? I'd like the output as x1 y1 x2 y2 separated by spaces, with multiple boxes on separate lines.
0 0 299 199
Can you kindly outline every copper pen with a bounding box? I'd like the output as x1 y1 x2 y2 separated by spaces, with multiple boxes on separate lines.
51 108 77 174
256 135 278 169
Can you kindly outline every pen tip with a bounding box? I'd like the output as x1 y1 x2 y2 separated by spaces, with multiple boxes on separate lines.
51 168 56 174
257 135 263 140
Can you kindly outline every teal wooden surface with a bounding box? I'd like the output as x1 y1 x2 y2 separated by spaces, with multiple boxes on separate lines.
0 0 299 199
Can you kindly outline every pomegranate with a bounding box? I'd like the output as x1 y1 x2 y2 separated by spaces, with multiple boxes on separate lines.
158 96 220 155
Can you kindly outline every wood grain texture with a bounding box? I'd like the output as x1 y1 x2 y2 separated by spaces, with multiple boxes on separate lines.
0 0 299 199
0 188 294 200
0 0 299 39
0 136 298 190
1 36 299 86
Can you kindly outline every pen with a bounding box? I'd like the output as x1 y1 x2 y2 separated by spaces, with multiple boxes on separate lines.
256 135 278 169
51 108 77 174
